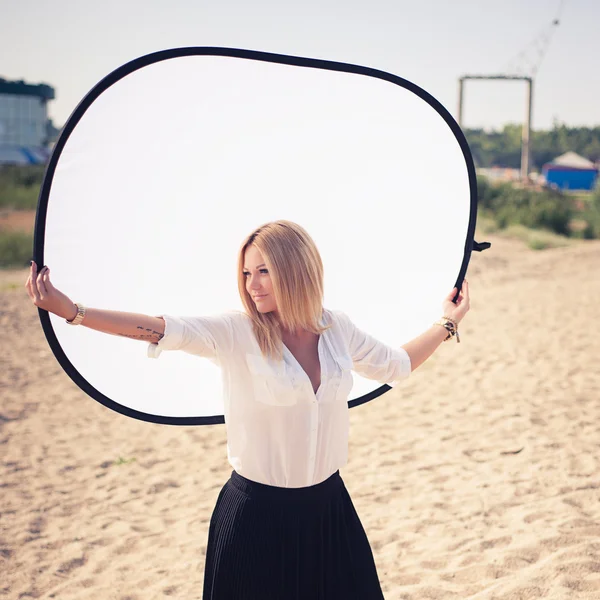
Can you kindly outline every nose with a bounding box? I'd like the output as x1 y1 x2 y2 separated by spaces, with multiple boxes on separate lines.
248 274 261 290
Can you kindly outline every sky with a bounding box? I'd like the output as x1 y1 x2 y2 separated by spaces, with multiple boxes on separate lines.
0 0 597 131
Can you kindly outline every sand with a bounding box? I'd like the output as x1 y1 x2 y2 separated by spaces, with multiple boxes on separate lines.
2 234 600 599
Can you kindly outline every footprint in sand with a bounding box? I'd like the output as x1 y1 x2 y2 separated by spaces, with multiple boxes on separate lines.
501 547 541 570
28 515 46 535
57 554 87 575
523 511 546 524
479 535 512 551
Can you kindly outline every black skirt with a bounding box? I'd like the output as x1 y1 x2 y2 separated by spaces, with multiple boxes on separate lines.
202 469 385 600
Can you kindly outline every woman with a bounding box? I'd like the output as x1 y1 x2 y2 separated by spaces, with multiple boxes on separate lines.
26 220 470 599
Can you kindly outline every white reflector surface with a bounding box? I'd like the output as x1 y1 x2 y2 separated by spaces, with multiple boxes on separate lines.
38 49 475 424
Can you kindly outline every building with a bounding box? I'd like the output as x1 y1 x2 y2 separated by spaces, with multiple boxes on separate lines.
0 78 55 165
541 151 599 192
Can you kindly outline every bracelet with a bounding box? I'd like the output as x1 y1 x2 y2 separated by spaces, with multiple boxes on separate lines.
66 303 86 326
433 317 460 343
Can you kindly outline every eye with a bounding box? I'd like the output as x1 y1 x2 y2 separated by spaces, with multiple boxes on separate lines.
260 269 269 274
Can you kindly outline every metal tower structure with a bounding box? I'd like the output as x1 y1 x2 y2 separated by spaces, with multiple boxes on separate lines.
457 4 564 181
458 75 534 180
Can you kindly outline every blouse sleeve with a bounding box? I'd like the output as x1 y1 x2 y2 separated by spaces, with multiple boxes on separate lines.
334 310 411 385
147 312 237 361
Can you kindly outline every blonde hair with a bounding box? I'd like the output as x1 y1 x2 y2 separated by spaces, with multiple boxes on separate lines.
237 220 331 360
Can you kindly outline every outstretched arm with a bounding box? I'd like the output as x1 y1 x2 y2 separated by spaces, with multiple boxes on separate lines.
401 281 470 371
26 262 165 342
73 307 165 342
400 324 449 371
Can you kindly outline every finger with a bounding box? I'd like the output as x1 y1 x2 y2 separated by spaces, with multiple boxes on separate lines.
31 262 43 302
43 267 54 291
40 267 50 297
31 271 41 303
42 268 51 292
37 268 48 298
25 276 35 301
43 268 53 292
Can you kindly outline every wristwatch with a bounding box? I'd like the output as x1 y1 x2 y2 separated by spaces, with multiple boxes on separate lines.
66 303 86 326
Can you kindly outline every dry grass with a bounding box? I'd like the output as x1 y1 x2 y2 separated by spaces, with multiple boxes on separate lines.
476 215 581 251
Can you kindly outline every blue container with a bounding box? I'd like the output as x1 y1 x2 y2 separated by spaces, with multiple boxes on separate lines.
543 168 598 191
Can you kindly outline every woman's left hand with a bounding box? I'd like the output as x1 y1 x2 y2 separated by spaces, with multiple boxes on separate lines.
442 280 470 325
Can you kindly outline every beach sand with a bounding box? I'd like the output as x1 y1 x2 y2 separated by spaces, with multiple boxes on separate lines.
2 234 600 599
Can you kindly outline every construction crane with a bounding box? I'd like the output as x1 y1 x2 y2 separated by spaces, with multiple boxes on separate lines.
457 1 565 180
503 11 562 78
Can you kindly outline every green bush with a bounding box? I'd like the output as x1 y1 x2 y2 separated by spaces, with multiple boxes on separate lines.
581 186 600 239
0 164 45 187
477 176 576 236
527 237 551 250
0 184 40 210
0 165 45 210
0 229 34 269
476 176 506 211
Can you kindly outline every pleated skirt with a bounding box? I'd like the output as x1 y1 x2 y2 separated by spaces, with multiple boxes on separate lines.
202 469 385 600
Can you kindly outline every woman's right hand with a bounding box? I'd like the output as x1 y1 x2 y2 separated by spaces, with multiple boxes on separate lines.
25 262 78 321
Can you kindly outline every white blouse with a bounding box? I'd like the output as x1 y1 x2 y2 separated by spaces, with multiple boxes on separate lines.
147 308 411 488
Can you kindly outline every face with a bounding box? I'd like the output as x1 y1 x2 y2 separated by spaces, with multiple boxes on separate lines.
243 245 278 313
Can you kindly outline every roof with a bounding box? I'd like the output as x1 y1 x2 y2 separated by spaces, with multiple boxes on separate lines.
0 78 55 100
0 145 49 165
548 151 595 169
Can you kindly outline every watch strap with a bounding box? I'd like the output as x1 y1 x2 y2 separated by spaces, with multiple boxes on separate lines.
66 303 86 326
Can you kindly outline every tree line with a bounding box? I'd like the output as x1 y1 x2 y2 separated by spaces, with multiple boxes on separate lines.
464 123 600 171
